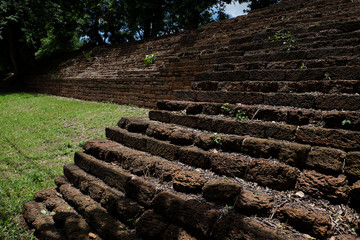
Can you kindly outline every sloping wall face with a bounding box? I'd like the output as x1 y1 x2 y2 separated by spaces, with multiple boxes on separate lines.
23 0 360 239
25 35 206 107
25 0 360 107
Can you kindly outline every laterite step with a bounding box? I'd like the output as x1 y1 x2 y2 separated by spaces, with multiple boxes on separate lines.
196 66 360 82
149 110 360 152
157 100 360 131
174 90 360 111
191 80 360 94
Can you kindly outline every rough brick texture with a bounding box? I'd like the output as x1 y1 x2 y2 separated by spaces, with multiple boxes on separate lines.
23 0 360 239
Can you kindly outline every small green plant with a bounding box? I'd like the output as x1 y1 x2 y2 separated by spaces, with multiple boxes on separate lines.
268 30 295 51
263 25 270 29
227 206 234 210
127 213 140 227
300 63 307 69
342 120 352 126
324 73 332 80
235 110 249 121
82 50 93 61
78 140 86 148
221 103 233 115
212 133 223 146
144 54 155 65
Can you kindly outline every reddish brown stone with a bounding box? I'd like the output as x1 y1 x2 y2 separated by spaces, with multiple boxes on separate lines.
33 188 60 202
349 180 360 203
242 137 310 167
286 108 321 125
118 117 149 133
136 210 169 239
194 133 216 150
221 135 244 152
202 178 242 204
173 171 207 194
306 146 345 174
106 128 149 152
276 204 333 239
212 213 308 240
177 146 211 169
296 126 360 150
235 190 274 216
246 159 300 190
146 137 179 161
169 130 195 146
296 170 349 203
23 202 47 224
344 152 360 180
54 176 69 187
315 94 360 111
64 215 95 240
162 224 198 240
64 163 145 223
58 183 128 239
157 100 188 111
210 153 248 177
83 139 120 159
125 177 157 207
74 152 132 192
32 215 57 232
146 125 175 140
185 103 204 115
152 191 219 238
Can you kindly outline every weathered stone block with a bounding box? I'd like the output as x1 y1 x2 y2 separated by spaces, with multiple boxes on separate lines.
202 178 242 204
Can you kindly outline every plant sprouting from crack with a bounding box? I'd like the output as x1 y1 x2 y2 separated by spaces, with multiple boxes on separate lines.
300 63 307 69
342 120 352 126
211 133 223 146
127 213 140 227
221 103 233 115
144 54 156 65
235 110 249 121
268 29 295 51
82 50 93 61
324 73 332 80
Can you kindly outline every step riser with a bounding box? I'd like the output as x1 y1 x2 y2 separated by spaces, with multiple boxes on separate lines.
56 179 133 239
174 91 360 111
158 100 360 131
105 127 352 204
74 152 157 207
149 110 360 152
192 80 360 95
63 164 145 225
196 67 360 82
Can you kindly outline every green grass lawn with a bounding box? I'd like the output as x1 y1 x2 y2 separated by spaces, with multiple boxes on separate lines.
0 93 149 239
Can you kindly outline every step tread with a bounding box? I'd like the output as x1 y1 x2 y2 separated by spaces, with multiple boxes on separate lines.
157 100 360 131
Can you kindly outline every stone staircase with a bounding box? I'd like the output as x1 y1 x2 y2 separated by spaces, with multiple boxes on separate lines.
23 0 360 239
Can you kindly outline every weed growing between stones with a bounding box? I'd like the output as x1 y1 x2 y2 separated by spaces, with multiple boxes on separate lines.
268 29 295 51
82 50 93 61
235 110 249 121
342 119 352 126
221 103 233 115
144 54 156 65
211 133 223 146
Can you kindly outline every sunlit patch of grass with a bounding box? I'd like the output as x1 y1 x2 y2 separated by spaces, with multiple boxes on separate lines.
0 93 149 239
